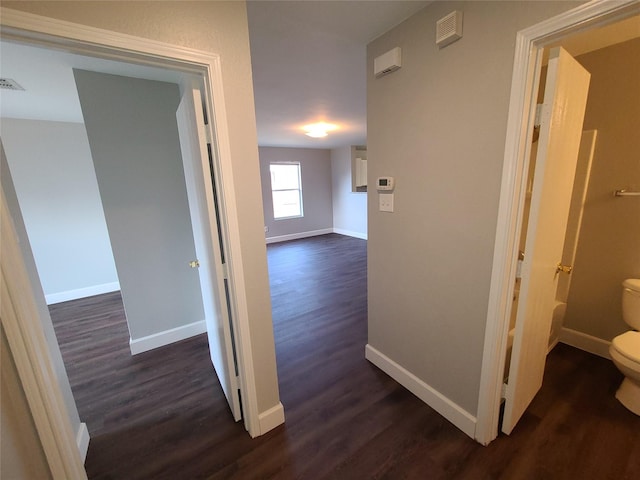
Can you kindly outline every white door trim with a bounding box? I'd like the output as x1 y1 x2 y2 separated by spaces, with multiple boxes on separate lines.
0 7 261 465
475 0 640 446
1 189 88 479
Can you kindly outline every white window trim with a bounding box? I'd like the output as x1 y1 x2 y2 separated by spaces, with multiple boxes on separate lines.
270 162 304 220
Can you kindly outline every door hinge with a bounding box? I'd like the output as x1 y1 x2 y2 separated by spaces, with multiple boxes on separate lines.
204 124 213 145
539 103 552 126
222 262 229 279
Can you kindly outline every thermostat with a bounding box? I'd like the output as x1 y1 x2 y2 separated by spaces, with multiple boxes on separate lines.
377 176 395 191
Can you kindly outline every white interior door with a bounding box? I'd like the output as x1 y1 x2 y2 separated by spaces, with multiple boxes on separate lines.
502 47 590 434
177 88 241 421
556 129 597 304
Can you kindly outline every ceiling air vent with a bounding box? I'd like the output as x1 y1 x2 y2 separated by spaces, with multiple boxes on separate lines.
0 78 25 91
436 11 463 48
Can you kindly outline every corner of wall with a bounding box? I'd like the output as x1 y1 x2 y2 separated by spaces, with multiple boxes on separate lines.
365 344 476 439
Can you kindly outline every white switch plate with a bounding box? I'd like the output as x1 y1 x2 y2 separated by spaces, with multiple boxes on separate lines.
379 193 394 212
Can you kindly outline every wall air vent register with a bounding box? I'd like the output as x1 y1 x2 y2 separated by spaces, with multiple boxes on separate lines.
436 11 463 48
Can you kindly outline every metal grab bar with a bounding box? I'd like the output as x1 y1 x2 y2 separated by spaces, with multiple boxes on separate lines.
614 189 640 197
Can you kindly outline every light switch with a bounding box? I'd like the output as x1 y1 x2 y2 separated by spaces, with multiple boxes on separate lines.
379 193 394 212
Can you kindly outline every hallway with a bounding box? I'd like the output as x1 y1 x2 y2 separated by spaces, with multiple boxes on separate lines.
50 234 640 479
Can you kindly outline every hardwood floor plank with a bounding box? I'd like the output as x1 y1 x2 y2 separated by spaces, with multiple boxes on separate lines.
48 233 640 479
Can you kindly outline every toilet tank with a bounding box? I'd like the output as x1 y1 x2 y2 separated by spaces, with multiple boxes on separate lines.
622 279 640 330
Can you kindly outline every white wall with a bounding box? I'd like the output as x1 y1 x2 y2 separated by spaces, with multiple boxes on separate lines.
259 146 333 241
1 119 119 303
74 70 205 342
3 0 281 417
366 0 581 421
1 141 82 457
564 38 640 341
331 146 367 239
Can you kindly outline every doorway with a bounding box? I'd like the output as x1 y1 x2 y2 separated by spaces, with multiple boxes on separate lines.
503 18 640 436
0 46 203 347
0 10 265 475
2 44 244 435
476 0 640 446
502 45 591 434
1 43 230 424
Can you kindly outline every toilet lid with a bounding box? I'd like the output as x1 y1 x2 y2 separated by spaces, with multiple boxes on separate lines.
623 278 640 294
612 331 640 364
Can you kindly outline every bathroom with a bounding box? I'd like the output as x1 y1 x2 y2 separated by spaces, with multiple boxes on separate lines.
505 33 640 381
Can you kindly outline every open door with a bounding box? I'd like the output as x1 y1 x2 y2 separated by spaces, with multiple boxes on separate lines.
502 47 590 434
177 87 241 421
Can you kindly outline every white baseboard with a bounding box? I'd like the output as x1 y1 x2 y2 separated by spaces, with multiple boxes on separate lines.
45 281 120 305
365 344 476 438
129 320 206 355
76 422 90 463
559 327 611 359
547 336 560 354
258 402 285 435
333 228 367 240
265 228 333 244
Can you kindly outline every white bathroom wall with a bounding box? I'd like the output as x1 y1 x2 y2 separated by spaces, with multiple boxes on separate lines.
1 119 119 303
331 146 367 239
563 38 640 342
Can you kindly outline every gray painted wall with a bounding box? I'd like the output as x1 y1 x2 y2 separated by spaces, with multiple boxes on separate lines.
1 141 82 445
367 1 581 416
74 70 204 341
259 146 333 239
1 119 118 300
564 39 640 340
331 146 367 238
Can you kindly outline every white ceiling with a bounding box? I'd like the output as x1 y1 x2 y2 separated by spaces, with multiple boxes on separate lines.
1 3 638 150
246 0 430 148
0 41 187 124
0 1 429 149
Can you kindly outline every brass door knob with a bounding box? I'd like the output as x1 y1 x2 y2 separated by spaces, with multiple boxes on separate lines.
556 263 572 274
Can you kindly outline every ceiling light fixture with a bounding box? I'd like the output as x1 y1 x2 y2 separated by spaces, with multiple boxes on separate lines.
303 122 338 138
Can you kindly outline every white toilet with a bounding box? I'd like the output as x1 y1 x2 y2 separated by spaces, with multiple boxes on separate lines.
610 278 640 415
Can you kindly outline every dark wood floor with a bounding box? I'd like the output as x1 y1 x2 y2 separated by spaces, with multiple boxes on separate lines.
50 233 640 479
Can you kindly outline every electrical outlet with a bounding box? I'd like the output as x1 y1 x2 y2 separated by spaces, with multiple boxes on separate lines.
379 193 394 212
264 226 269 233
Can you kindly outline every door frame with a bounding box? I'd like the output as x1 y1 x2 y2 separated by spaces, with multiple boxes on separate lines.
0 5 261 459
475 0 640 446
1 185 89 479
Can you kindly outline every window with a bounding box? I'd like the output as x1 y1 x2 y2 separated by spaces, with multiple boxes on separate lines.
270 162 303 219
